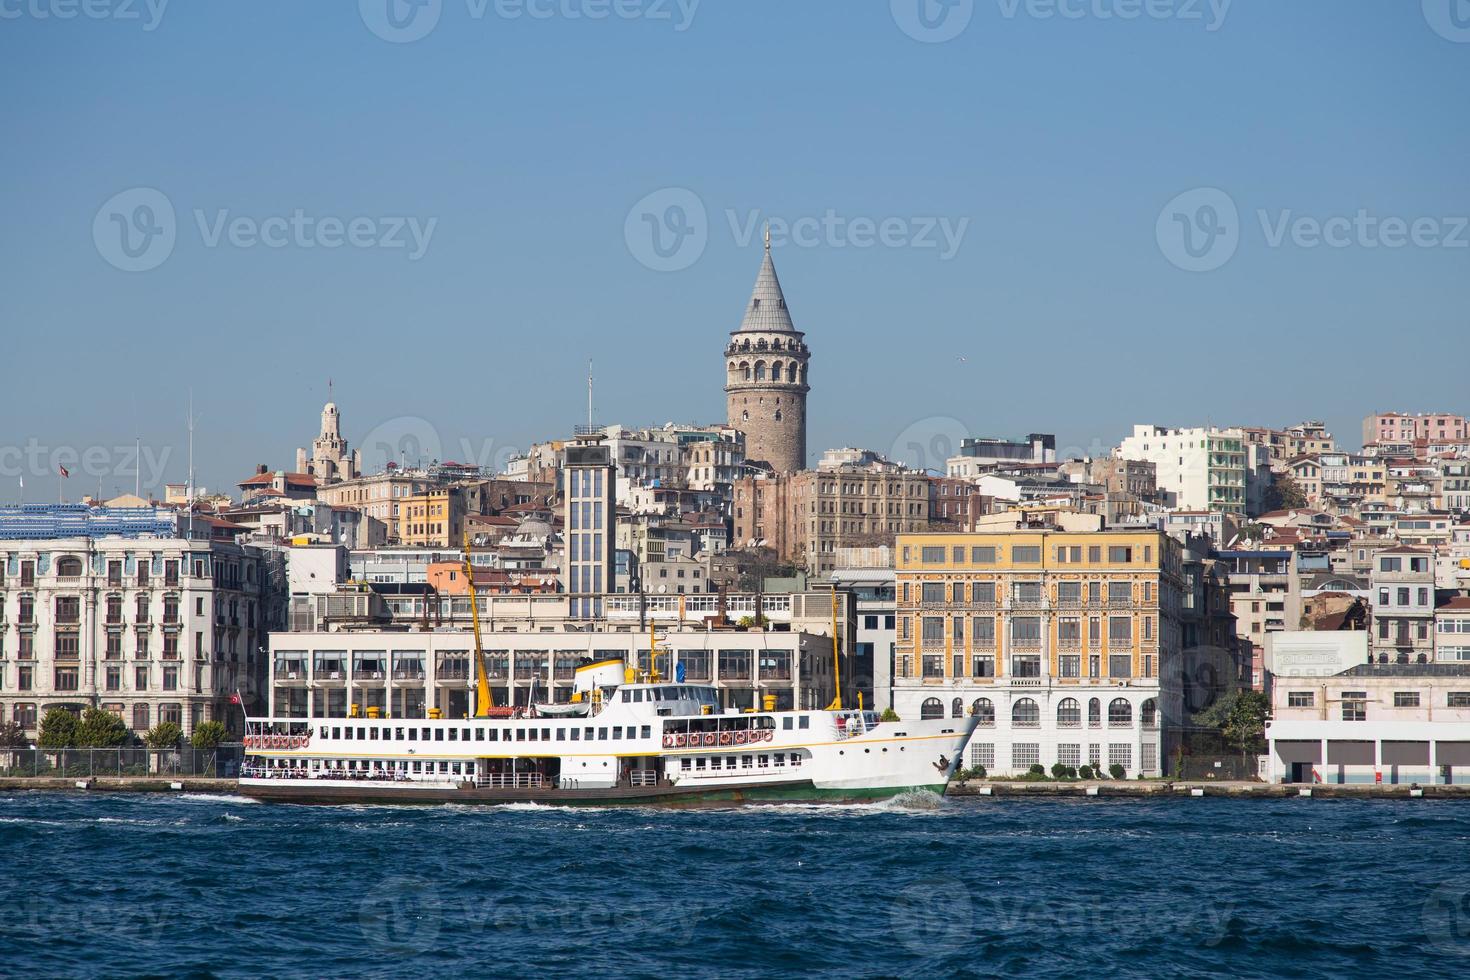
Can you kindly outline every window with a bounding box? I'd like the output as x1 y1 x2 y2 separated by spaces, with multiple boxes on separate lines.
1449 693 1470 708
1108 698 1132 727
1393 692 1420 708
1011 654 1041 678
972 582 995 604
970 742 994 769
1108 617 1132 644
922 617 944 642
920 582 944 604
971 698 994 726
1012 546 1040 563
1108 744 1132 771
1287 691 1314 708
1379 555 1400 571
1108 581 1132 604
971 654 995 678
1059 654 1080 678
920 698 943 720
1012 698 1040 728
55 596 80 624
970 546 996 563
56 557 83 577
1058 744 1081 767
1057 698 1081 728
1108 546 1133 563
1057 581 1081 604
1011 617 1041 642
951 697 964 719
972 618 995 645
1108 654 1132 679
1088 698 1101 728
920 547 945 564
1341 692 1367 721
1012 743 1040 768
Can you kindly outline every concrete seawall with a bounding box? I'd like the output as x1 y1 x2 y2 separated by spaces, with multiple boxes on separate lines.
946 780 1470 799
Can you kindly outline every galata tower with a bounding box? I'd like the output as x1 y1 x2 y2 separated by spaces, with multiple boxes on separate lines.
724 232 810 473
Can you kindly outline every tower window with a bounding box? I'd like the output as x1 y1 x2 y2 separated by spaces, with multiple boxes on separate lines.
775 410 782 422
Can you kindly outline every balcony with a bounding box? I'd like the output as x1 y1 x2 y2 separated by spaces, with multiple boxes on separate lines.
1009 598 1047 611
1008 636 1042 651
1057 636 1083 651
392 666 426 681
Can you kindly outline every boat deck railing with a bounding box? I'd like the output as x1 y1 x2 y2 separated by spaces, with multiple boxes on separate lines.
474 773 545 789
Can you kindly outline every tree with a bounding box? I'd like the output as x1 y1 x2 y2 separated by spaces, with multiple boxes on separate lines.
0 721 28 750
1263 474 1308 512
145 722 183 751
77 708 130 748
879 708 901 722
38 708 79 749
1221 690 1271 758
190 721 229 751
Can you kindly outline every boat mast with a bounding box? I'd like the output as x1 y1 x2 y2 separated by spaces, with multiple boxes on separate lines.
825 586 843 711
463 531 493 714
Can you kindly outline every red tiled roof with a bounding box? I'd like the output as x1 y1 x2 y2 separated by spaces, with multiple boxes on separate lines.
239 471 316 487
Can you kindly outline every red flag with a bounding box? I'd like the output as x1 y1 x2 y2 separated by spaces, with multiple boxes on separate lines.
230 693 241 705
58 465 69 478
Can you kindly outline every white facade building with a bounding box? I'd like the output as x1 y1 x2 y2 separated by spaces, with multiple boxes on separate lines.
1115 424 1249 515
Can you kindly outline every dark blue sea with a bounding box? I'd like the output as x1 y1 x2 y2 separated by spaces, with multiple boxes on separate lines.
2 790 1468 978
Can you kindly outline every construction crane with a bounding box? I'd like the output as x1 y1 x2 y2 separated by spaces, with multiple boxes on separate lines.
463 531 493 716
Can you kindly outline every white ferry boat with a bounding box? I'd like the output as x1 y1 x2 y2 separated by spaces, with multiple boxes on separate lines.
238 660 977 806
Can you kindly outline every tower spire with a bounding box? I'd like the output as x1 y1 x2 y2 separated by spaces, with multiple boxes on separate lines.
764 222 770 251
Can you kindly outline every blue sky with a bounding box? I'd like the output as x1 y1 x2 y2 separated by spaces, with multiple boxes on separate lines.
2 0 1468 499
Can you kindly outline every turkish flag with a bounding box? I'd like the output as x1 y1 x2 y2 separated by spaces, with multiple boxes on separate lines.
229 693 241 705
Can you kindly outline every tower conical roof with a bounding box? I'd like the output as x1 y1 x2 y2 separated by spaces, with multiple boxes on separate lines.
736 236 798 334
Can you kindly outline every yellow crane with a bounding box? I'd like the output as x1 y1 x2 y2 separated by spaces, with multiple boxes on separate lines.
824 588 843 711
463 531 493 716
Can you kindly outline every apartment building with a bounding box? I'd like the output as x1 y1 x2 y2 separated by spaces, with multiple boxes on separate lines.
892 515 1184 777
1370 546 1436 664
945 434 1056 479
317 471 438 543
1114 425 1250 515
1364 412 1470 447
732 454 929 576
0 528 275 737
397 487 467 548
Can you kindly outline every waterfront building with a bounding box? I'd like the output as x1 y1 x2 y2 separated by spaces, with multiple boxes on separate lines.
944 435 1056 479
1264 630 1470 784
0 512 277 738
724 235 810 474
830 546 896 711
892 512 1184 777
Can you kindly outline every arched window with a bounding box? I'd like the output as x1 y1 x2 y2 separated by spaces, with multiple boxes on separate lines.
774 410 782 422
1012 698 1039 728
1088 698 1101 728
741 410 749 423
800 364 808 384
754 361 767 382
56 557 83 577
951 697 964 719
771 362 783 382
740 361 751 382
1108 698 1133 728
1141 698 1157 728
920 698 943 720
1057 697 1081 728
971 698 994 726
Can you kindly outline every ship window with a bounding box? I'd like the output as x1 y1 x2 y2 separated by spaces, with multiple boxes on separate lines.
570 728 579 741
452 762 462 775
435 729 444 742
633 690 643 703
584 727 594 740
742 756 753 769
320 726 329 739
799 717 810 729
598 728 608 740
487 729 497 741
516 729 525 741
557 728 565 740
711 757 722 770
622 690 631 702
681 758 691 770
344 729 353 740
332 727 341 739
394 727 404 741
370 727 379 739
407 729 416 741
614 727 623 739
529 729 538 741
696 758 707 770
542 728 551 740
412 761 422 773
475 729 485 741
421 728 430 740
462 728 471 741
642 726 651 739
784 717 793 730
449 729 458 741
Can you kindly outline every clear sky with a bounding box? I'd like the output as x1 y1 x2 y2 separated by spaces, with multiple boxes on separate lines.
2 0 1467 500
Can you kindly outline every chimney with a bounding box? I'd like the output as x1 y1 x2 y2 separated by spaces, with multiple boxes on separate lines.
257 464 268 475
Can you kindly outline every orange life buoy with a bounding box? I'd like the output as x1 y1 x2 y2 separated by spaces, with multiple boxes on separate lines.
735 731 748 745
719 732 732 746
662 734 676 748
703 733 716 747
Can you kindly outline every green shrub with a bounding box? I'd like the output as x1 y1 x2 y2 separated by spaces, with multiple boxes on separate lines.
1063 765 1078 779
1027 763 1046 776
145 722 183 751
77 708 130 748
38 708 80 750
1078 764 1094 779
1050 762 1070 780
1108 763 1126 780
190 721 229 751
878 708 901 723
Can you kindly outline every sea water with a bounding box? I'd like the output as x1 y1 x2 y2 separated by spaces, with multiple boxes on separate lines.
1 790 1467 977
